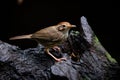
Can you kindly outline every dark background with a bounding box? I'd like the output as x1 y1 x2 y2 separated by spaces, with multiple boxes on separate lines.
0 0 119 62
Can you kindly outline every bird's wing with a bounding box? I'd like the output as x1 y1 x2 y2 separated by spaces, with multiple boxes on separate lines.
31 26 62 42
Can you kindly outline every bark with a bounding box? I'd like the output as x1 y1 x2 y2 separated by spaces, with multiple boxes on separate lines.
0 16 120 80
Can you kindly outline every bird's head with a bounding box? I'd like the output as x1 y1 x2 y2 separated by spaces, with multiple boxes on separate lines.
57 22 76 32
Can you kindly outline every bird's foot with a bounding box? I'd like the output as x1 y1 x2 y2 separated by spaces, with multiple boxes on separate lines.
52 46 61 52
55 57 67 62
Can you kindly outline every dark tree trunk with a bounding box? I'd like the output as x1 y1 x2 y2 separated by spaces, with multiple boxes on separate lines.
0 16 120 80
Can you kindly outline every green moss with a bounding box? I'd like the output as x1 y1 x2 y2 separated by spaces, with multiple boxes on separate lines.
94 36 99 42
93 36 102 49
93 35 117 63
70 30 80 36
93 35 100 45
105 52 117 63
83 76 91 80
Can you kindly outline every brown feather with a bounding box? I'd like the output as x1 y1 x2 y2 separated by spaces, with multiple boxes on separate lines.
9 34 32 40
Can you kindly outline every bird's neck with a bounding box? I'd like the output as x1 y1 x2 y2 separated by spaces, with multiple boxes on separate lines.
63 29 70 39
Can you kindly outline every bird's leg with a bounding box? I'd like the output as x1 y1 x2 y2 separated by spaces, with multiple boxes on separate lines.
52 46 61 52
45 48 66 62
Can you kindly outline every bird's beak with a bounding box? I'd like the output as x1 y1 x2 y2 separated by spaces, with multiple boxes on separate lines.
71 25 76 27
68 25 76 28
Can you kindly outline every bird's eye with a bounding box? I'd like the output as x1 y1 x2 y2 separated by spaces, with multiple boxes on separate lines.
62 25 66 27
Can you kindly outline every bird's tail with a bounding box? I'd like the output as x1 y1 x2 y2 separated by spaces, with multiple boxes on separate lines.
9 34 32 40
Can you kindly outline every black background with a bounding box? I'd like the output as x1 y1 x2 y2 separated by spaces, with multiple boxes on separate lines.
0 0 119 62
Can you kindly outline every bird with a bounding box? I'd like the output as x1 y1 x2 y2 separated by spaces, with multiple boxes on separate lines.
9 22 76 62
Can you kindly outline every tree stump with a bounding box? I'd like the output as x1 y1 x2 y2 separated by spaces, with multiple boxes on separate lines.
0 16 120 80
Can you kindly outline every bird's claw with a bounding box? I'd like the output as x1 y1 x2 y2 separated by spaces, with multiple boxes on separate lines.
53 46 61 52
55 58 67 62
